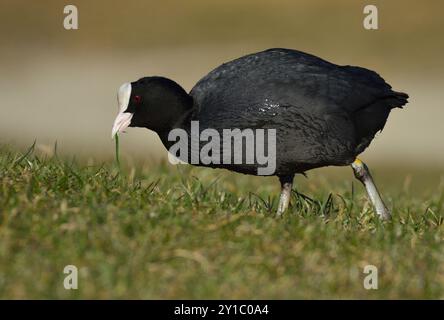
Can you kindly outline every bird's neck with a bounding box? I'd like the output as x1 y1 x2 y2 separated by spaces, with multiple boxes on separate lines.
143 78 194 134
156 107 193 150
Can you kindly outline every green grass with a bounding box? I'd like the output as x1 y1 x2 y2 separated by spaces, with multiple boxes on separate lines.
0 145 443 299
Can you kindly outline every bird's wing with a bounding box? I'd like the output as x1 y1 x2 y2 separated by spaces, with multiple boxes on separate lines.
189 48 407 164
191 48 401 115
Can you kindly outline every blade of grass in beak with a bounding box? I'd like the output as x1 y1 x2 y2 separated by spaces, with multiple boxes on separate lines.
115 134 121 168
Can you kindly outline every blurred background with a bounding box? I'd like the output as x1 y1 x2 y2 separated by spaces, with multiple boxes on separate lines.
0 0 443 167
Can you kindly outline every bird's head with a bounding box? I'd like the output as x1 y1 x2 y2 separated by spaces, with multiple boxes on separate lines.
111 76 192 138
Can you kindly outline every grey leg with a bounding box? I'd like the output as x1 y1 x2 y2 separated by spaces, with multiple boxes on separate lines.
277 175 294 216
351 159 391 220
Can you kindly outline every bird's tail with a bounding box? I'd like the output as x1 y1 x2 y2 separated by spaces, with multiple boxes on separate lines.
387 91 409 109
353 90 409 154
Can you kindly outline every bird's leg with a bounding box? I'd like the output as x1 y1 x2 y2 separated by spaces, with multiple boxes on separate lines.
277 175 294 216
351 159 391 220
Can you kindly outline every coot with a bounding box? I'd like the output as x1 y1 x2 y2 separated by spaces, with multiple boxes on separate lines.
111 48 408 219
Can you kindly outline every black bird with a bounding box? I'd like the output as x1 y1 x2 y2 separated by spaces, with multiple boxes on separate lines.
112 48 408 219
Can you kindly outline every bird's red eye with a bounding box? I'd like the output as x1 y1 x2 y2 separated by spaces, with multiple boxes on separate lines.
133 95 142 104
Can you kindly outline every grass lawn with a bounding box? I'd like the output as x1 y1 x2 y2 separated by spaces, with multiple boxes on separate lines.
0 145 443 299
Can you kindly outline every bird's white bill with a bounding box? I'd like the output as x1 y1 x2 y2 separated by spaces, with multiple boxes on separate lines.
111 111 133 138
111 82 132 139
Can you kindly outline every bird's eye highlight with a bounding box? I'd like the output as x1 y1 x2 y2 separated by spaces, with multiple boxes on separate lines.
133 95 142 104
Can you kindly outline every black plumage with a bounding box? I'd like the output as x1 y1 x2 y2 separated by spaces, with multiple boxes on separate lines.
113 48 408 218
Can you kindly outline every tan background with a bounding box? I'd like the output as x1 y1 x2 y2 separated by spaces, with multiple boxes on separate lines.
0 0 443 166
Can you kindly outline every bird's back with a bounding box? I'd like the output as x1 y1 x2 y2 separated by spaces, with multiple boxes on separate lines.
188 48 408 175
